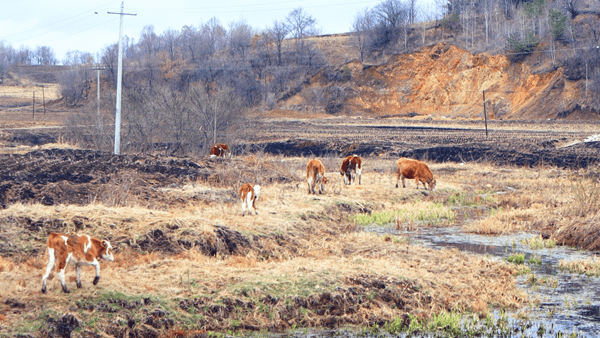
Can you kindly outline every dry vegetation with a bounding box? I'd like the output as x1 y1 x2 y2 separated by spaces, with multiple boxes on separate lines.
0 153 543 337
3 148 600 336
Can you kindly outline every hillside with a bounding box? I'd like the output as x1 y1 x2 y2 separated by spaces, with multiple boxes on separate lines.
277 41 596 120
1 38 597 122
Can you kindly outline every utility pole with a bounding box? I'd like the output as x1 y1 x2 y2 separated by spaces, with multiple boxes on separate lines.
482 90 488 139
92 66 105 126
42 85 46 115
108 2 136 155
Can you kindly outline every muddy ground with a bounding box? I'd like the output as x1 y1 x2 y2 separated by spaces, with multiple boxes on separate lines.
241 119 600 168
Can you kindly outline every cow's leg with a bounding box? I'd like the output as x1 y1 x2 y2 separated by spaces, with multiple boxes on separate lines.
253 198 258 215
395 171 400 188
307 177 313 194
41 248 55 293
415 178 420 189
241 199 246 216
343 172 349 185
401 175 406 188
357 167 362 185
57 259 69 293
92 260 101 286
76 265 83 288
316 174 322 194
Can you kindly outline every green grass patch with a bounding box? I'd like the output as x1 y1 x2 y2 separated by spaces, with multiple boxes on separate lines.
528 254 542 265
507 253 525 264
521 236 556 250
385 310 513 337
351 202 455 226
447 189 497 207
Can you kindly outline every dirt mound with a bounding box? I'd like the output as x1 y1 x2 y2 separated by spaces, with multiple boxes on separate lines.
0 148 212 208
176 275 428 331
0 149 296 209
8 132 56 146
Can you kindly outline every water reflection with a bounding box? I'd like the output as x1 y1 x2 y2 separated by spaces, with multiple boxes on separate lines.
365 223 600 337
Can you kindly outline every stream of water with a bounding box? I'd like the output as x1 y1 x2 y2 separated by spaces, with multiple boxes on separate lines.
366 222 600 337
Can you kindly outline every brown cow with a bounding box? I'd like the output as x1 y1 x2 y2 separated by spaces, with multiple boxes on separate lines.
42 232 114 293
340 155 362 185
210 143 230 158
306 159 328 194
239 183 260 216
395 158 437 191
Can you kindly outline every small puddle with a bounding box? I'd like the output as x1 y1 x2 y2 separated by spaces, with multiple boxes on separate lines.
365 221 600 337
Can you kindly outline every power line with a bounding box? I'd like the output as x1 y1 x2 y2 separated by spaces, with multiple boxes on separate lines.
0 1 120 43
43 18 118 45
135 0 381 14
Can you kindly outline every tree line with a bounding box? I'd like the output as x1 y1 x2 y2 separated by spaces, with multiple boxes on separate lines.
4 0 600 154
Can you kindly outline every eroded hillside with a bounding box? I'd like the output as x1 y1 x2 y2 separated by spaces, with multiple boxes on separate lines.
280 43 594 120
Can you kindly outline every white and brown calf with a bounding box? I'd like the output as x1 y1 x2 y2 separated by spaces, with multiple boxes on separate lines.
306 159 329 194
210 143 230 158
340 155 362 185
239 183 260 216
41 232 114 293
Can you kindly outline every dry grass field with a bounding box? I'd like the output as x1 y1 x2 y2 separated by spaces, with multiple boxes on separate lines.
2 143 600 336
2 75 600 335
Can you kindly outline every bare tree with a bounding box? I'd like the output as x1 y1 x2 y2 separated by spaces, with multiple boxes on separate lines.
59 67 86 106
136 25 161 87
562 0 579 19
16 46 33 65
180 25 200 62
270 20 290 66
352 8 375 62
372 0 408 49
0 44 9 83
34 46 57 65
189 84 242 147
229 20 253 59
101 44 118 87
286 7 317 39
482 0 494 47
407 0 417 24
63 50 85 66
161 28 181 61
202 17 227 56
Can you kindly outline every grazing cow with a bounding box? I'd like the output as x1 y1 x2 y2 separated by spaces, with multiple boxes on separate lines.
340 155 362 185
306 159 329 194
42 232 114 293
239 183 260 216
395 158 437 191
210 143 230 158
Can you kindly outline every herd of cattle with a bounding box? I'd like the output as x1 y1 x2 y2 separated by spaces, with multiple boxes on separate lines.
40 143 437 294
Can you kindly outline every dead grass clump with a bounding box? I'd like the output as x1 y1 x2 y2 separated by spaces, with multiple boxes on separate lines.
553 215 600 251
465 204 547 234
0 256 13 272
558 256 600 276
569 174 600 217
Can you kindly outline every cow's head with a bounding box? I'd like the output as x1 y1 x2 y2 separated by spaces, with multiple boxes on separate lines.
253 185 261 200
429 178 437 191
100 240 114 261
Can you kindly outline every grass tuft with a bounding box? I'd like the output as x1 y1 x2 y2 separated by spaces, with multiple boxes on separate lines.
558 257 600 277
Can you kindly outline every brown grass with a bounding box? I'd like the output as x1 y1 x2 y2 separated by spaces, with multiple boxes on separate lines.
6 154 597 335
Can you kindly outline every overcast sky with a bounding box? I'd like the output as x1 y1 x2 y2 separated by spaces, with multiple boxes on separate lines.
2 0 434 64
